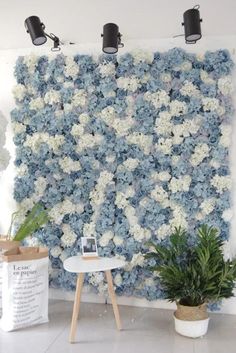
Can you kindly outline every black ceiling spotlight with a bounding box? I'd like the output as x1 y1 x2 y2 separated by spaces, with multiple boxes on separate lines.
182 5 202 44
25 16 61 51
102 23 124 54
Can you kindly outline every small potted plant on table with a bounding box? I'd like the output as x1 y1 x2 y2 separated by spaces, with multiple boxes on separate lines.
145 225 236 338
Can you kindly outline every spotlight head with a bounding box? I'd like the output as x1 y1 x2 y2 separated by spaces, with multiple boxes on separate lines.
102 23 124 54
25 16 47 46
182 5 202 44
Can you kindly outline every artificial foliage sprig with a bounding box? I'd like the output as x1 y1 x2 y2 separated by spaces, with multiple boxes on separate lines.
12 203 50 242
145 225 236 306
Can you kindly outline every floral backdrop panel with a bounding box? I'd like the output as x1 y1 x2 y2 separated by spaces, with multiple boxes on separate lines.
11 48 234 300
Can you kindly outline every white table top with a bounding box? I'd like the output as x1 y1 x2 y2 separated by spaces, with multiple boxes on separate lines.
63 256 126 273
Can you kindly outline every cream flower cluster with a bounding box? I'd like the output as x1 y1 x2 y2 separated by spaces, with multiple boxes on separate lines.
211 175 232 194
131 49 154 64
59 157 81 174
99 62 116 76
169 175 191 193
29 97 45 110
117 76 140 92
12 84 27 101
126 132 153 155
89 171 114 208
64 57 79 79
156 137 172 155
99 230 114 247
99 106 134 136
23 54 38 74
200 198 216 215
12 122 26 134
49 199 84 225
76 133 103 153
151 185 169 208
202 97 219 112
123 158 139 171
61 224 77 247
154 111 173 136
169 203 188 230
24 132 65 153
155 224 171 240
169 100 187 117
44 90 61 105
219 124 232 148
218 76 234 95
144 90 170 108
190 143 210 166
180 81 200 97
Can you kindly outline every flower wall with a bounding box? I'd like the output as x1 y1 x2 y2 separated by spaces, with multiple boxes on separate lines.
11 48 234 299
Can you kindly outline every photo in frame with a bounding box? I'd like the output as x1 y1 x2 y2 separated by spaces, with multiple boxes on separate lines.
81 237 98 258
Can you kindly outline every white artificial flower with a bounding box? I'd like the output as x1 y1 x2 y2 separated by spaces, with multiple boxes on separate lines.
12 122 26 135
151 185 169 208
99 231 114 247
171 155 180 166
117 76 140 92
63 81 74 88
126 132 153 155
218 76 234 95
169 100 187 117
160 72 172 82
144 90 170 109
114 273 123 287
34 177 47 196
124 205 138 227
180 81 200 96
59 157 81 173
83 222 96 237
181 61 192 71
51 246 62 258
219 124 232 148
100 106 116 125
130 253 145 267
132 49 154 64
123 158 139 171
49 199 82 224
190 143 210 166
72 89 87 107
23 54 38 73
115 192 129 209
64 57 79 78
79 113 90 125
169 175 191 193
202 97 219 112
130 224 151 242
16 163 28 176
211 175 232 194
113 235 124 246
44 90 61 105
156 137 172 155
222 209 233 222
209 159 220 169
71 124 84 137
155 111 173 136
76 133 103 153
12 84 27 101
155 224 171 240
61 224 77 247
29 97 45 110
195 211 205 221
105 155 116 163
200 198 216 215
200 70 214 84
99 62 116 76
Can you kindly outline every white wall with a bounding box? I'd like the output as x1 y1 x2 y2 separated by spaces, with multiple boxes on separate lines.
1 35 236 313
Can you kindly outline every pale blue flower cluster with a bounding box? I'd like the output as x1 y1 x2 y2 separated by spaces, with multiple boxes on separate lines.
11 48 234 301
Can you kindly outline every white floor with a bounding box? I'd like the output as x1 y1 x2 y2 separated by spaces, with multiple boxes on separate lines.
0 300 236 353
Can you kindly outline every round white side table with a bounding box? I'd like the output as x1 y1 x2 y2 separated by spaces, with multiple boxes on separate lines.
63 256 125 343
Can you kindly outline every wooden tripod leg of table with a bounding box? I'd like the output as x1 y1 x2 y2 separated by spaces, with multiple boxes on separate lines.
69 273 84 343
105 270 122 330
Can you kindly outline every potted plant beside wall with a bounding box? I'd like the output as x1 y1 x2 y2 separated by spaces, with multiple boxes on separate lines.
145 225 236 338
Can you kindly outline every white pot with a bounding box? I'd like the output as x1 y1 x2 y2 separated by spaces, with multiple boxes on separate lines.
174 313 209 338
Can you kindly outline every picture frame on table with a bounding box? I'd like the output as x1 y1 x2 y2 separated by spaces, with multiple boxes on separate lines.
81 237 98 258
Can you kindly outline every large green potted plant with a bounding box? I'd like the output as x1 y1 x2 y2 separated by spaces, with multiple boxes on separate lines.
145 225 236 338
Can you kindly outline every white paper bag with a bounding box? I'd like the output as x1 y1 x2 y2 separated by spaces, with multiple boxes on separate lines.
1 247 48 331
0 238 19 315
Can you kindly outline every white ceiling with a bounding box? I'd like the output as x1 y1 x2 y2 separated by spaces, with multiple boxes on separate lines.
0 0 236 50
